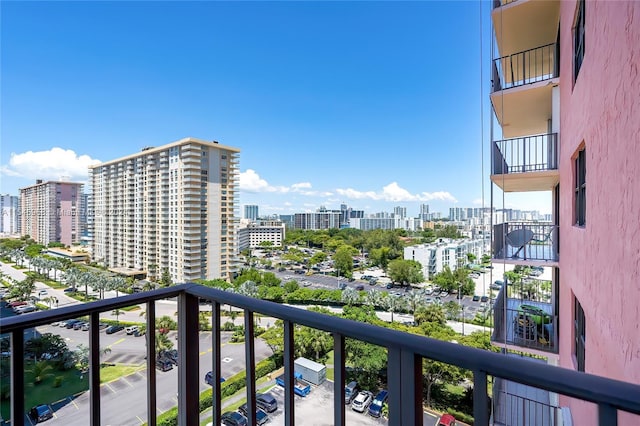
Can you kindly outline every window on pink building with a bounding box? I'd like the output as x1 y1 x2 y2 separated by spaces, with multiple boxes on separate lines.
573 0 585 81
574 297 586 372
574 148 586 226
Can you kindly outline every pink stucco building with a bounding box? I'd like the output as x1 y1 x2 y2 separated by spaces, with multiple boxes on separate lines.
19 179 84 246
489 1 639 425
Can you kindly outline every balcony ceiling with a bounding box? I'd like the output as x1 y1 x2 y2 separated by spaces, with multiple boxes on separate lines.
492 0 560 57
491 169 559 192
491 80 556 138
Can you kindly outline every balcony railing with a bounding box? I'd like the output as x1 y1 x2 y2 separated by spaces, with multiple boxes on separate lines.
492 43 558 92
493 222 559 263
492 134 558 175
492 284 557 353
492 377 561 426
2 285 640 426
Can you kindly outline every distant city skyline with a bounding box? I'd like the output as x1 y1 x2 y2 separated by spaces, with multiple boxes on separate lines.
1 1 550 215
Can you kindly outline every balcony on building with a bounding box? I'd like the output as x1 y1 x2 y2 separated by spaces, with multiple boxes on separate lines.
491 133 558 192
1 285 638 426
491 279 557 355
492 222 558 266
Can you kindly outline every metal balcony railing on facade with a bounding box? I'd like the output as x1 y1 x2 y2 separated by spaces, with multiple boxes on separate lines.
492 43 558 92
492 134 558 175
2 285 639 426
493 222 559 262
492 377 561 426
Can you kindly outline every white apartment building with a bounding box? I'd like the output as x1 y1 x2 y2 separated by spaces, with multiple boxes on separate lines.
350 217 421 232
238 220 285 250
19 180 84 246
89 137 240 283
0 194 19 236
404 238 486 279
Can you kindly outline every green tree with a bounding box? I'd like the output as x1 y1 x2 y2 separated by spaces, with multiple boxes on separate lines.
415 304 446 326
334 245 357 278
27 361 54 384
387 259 424 286
283 280 299 293
160 268 173 287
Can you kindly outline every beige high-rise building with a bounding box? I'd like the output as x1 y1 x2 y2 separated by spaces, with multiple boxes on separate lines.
19 180 84 246
89 137 240 283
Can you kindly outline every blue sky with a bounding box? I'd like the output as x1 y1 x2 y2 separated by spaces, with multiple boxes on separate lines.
1 1 549 217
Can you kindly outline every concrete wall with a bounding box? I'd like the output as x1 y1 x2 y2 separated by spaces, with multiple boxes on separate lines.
558 1 640 424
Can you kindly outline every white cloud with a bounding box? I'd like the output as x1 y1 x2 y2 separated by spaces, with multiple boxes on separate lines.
291 182 312 190
472 198 486 205
336 182 457 203
239 169 289 193
2 148 101 181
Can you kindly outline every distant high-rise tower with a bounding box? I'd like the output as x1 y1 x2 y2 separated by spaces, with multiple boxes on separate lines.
419 204 430 221
244 205 259 221
0 194 19 235
19 180 84 246
90 137 240 283
393 206 407 219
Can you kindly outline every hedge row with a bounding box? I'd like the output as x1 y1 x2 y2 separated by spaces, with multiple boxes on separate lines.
156 356 278 426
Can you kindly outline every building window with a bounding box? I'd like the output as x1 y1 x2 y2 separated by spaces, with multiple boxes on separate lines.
574 297 586 372
574 148 586 226
574 0 585 81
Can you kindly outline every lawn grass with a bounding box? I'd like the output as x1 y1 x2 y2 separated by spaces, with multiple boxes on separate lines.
100 364 145 383
0 364 89 420
326 367 334 381
119 305 142 312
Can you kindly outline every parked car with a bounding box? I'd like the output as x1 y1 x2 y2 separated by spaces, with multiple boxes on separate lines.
29 404 53 423
238 403 269 425
480 295 489 303
204 371 226 385
63 287 77 293
344 381 359 404
472 295 480 302
386 283 393 289
64 319 82 329
355 284 365 291
105 324 125 334
156 359 173 372
73 321 87 330
256 392 277 413
81 323 90 331
437 413 457 426
367 389 388 418
125 326 139 335
14 304 37 314
351 390 373 412
221 411 248 426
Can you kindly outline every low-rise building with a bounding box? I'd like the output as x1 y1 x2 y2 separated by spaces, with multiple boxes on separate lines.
404 238 486 278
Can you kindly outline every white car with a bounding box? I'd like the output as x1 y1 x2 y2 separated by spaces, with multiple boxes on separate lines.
351 390 373 413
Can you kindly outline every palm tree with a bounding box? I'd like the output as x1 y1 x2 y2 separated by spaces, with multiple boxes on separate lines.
63 267 81 290
27 361 53 384
111 309 123 325
109 276 127 298
238 280 259 298
405 290 426 314
79 271 94 299
365 289 382 309
49 259 63 281
384 294 406 323
341 287 360 307
155 331 174 355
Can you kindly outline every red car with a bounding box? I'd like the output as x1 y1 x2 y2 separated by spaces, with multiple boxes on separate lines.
9 301 27 307
437 414 457 426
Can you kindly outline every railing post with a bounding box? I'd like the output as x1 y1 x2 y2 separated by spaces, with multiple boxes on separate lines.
177 291 200 425
10 330 24 426
473 371 490 426
333 333 345 426
211 302 222 426
283 320 295 426
89 311 101 426
599 403 617 426
146 301 157 426
245 310 257 426
388 347 421 425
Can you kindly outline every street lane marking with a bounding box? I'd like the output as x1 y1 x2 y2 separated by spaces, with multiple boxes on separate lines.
105 383 117 393
106 338 125 348
136 415 145 424
120 376 134 388
71 398 79 409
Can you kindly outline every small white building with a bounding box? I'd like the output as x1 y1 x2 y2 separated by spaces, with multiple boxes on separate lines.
404 238 486 279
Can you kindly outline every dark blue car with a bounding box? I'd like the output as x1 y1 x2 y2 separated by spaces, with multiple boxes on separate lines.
367 389 388 418
204 371 226 385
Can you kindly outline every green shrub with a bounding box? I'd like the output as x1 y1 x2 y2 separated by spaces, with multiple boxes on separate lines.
53 376 63 388
446 408 474 425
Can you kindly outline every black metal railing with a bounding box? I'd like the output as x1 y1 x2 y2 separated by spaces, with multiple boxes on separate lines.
493 222 559 262
492 134 559 175
2 284 640 426
492 285 557 353
492 377 561 426
492 43 558 92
